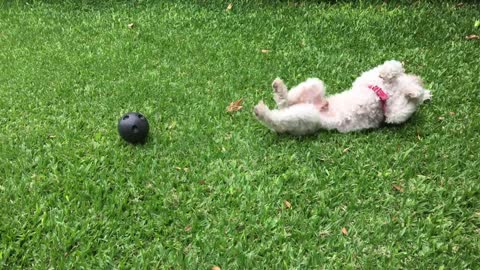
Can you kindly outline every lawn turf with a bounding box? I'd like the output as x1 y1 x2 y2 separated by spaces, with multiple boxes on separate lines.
1 0 480 268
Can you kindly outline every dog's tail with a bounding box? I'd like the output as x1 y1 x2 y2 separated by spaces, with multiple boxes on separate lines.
379 60 404 83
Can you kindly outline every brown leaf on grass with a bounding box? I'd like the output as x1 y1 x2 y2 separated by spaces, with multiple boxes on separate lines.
199 180 206 185
212 266 221 270
456 2 464 7
466 34 479 40
227 98 244 113
341 227 348 235
438 116 445 121
261 49 270 53
184 225 192 232
342 147 350 153
284 200 292 209
127 23 135 29
393 184 404 193
226 3 233 11
449 112 456 116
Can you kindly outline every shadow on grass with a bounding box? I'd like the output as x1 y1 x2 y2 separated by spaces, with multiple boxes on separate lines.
256 111 431 145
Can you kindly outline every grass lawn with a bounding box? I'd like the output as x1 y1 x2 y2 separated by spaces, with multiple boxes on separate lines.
1 0 480 268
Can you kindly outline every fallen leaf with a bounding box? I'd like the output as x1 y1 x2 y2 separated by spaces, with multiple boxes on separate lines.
127 23 135 29
184 225 192 232
199 180 206 185
48 135 56 139
456 2 464 7
261 49 270 53
227 98 244 113
226 3 233 11
393 184 404 192
449 112 456 115
212 266 221 270
343 147 350 153
341 227 348 235
466 34 479 40
284 200 292 209
438 116 445 120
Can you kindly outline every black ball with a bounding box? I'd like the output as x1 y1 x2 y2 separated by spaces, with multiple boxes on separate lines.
118 112 149 144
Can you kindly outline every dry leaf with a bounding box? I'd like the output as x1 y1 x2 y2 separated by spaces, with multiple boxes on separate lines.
184 225 192 232
449 112 456 115
48 135 57 139
199 180 206 185
393 184 404 192
466 34 479 40
343 147 350 153
127 23 135 29
226 3 233 11
261 49 270 53
284 200 292 209
456 2 464 7
341 227 348 235
212 266 221 270
438 116 445 120
227 98 244 112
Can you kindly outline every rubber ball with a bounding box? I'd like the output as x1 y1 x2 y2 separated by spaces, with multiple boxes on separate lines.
118 112 149 144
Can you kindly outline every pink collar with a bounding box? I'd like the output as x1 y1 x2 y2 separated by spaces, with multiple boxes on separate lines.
368 85 388 113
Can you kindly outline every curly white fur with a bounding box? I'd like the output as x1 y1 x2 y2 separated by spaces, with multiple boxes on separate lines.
254 60 431 135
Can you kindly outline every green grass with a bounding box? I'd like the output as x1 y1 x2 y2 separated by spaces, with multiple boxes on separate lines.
1 0 480 268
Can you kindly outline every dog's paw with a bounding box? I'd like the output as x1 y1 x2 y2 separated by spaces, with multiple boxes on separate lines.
379 60 404 82
422 90 432 102
272 78 286 93
254 101 269 118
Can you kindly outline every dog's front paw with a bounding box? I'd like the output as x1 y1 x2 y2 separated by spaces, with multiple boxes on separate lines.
254 101 269 119
379 60 404 82
422 90 432 102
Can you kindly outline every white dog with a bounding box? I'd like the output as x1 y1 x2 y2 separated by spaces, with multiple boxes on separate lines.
254 60 431 135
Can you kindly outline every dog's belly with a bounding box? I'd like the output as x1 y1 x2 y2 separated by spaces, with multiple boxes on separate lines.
326 94 384 132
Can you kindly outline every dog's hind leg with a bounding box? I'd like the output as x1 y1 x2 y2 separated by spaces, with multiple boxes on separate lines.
286 78 326 106
254 102 324 135
272 78 289 109
272 77 327 109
